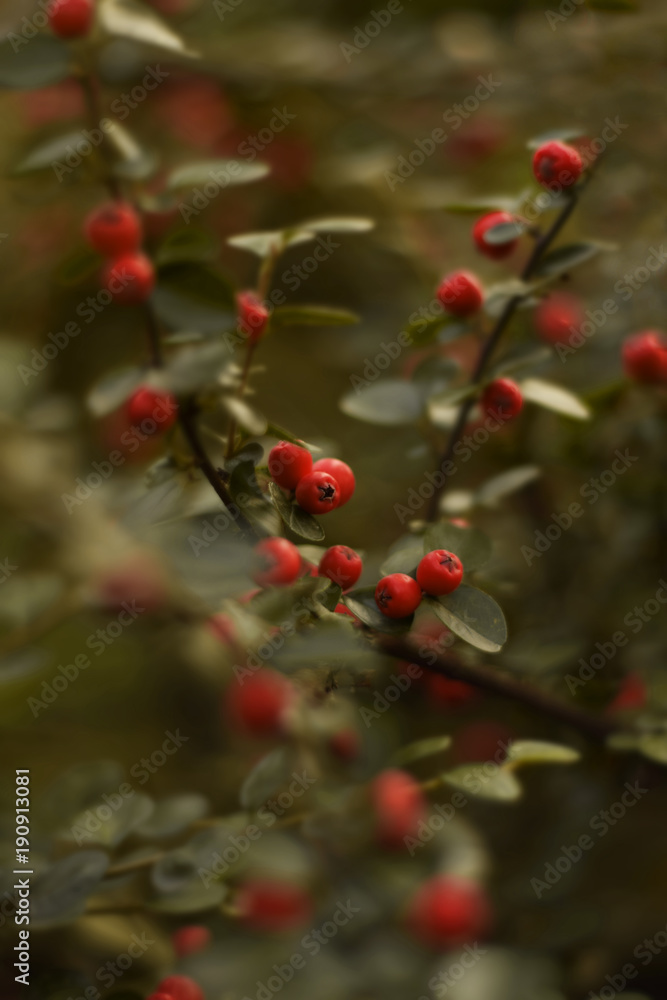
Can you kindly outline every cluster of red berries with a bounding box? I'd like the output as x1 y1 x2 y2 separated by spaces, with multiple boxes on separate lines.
622 330 667 384
267 441 355 515
437 139 583 314
375 548 463 619
250 538 362 590
48 0 93 37
84 200 155 305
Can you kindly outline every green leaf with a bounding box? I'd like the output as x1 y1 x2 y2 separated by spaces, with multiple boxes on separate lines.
240 748 295 810
98 0 200 56
265 422 319 451
403 313 458 348
482 220 526 245
317 580 343 612
442 763 522 801
223 396 267 437
153 261 235 332
423 523 492 572
474 465 541 508
534 241 613 279
526 128 587 150
504 741 581 768
393 735 452 766
67 794 154 848
87 367 145 418
636 733 667 766
166 159 269 191
14 130 87 174
56 247 103 287
300 216 374 233
267 483 325 541
0 35 70 89
136 793 209 839
155 227 219 267
427 385 477 430
148 881 227 913
153 341 233 395
483 279 534 319
31 851 109 928
339 380 424 426
343 586 414 633
379 535 424 576
106 121 158 181
520 377 591 420
271 305 360 327
429 586 507 653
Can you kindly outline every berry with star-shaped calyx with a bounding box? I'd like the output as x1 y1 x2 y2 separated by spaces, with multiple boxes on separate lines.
375 573 422 619
417 549 463 596
319 545 362 590
295 471 340 515
312 458 355 505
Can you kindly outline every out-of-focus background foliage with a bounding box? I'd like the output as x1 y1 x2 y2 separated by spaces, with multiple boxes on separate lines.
1 0 667 996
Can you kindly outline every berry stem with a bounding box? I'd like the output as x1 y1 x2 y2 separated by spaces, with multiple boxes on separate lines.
225 339 257 460
425 186 583 521
77 69 122 201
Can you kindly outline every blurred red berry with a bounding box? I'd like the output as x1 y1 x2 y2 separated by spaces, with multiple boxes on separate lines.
425 673 476 707
481 378 523 422
295 471 340 515
532 140 582 189
371 768 426 849
329 728 361 761
172 925 212 958
155 975 205 1000
225 669 293 736
236 880 313 932
319 545 362 590
252 538 302 588
126 387 178 434
472 211 519 260
408 876 491 948
94 555 166 614
622 331 667 383
102 252 155 305
268 441 313 490
312 458 355 506
535 292 585 346
84 202 142 257
375 574 422 619
237 290 269 342
607 673 647 713
437 271 484 317
417 550 463 596
49 0 93 37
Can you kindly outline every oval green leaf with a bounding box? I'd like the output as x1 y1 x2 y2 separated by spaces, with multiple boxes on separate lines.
430 586 507 653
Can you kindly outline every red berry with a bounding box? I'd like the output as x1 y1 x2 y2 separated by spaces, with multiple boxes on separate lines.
155 976 205 1000
481 378 523 422
207 612 236 646
534 292 584 346
371 769 426 849
417 549 463 596
335 602 358 621
622 330 667 383
329 728 361 761
172 924 212 958
449 518 470 528
126 387 178 434
95 555 166 614
319 545 362 590
375 574 422 619
251 538 301 588
295 471 340 515
268 441 313 490
84 201 142 257
312 458 355 505
237 290 269 342
49 0 93 37
436 270 484 317
532 140 583 189
225 669 293 736
102 252 155 305
236 880 312 932
607 672 647 714
472 211 519 260
408 876 491 948
425 673 476 707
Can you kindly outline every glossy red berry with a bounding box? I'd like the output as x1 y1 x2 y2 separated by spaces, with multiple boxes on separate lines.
472 211 519 260
237 290 269 342
236 880 313 932
102 252 155 305
172 925 212 958
268 440 313 490
622 330 667 383
481 378 523 422
312 458 355 506
408 876 491 948
532 140 583 189
251 538 302 587
534 292 584 345
295 471 340 515
436 270 484 317
371 769 426 849
126 387 178 434
225 669 293 736
155 975 205 1000
375 573 422 619
49 0 93 37
319 545 362 590
417 549 463 596
84 202 142 257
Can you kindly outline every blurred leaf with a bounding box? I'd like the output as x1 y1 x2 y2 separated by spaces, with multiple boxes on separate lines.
87 367 145 417
442 195 519 215
301 216 374 233
483 220 527 245
0 35 70 89
56 246 102 287
39 761 124 828
427 385 476 429
154 262 235 332
393 735 452 766
423 523 492 572
14 130 87 174
442 763 522 801
68 794 154 848
526 128 588 149
317 580 342 612
429 586 507 653
148 880 227 913
155 227 219 267
106 121 158 180
152 341 232 395
343 586 413 633
534 241 613 279
271 305 360 327
223 396 268 437
240 747 294 810
31 851 109 927
379 535 424 576
265 422 318 451
520 378 591 420
404 313 457 348
136 793 209 839
474 465 542 508
99 0 200 56
505 741 581 768
166 159 269 191
340 380 424 426
483 279 534 318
